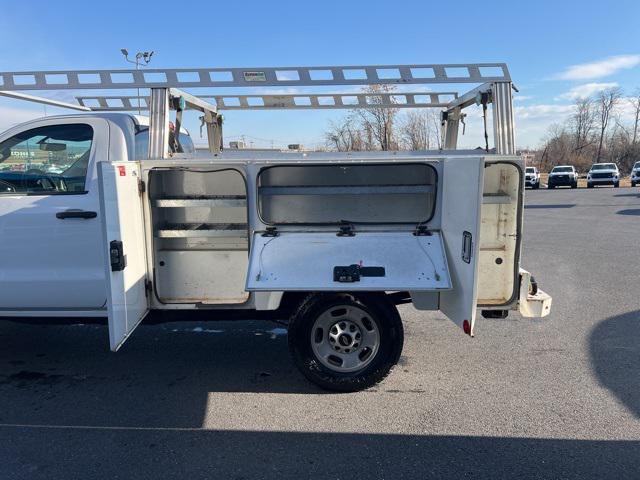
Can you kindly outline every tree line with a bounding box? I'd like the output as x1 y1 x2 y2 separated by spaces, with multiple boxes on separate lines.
324 85 442 152
324 85 640 174
536 87 640 172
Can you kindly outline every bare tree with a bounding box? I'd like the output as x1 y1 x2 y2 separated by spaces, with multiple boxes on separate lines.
324 114 364 151
399 111 429 150
570 97 596 152
398 110 442 150
429 110 442 150
629 88 640 145
595 87 622 162
537 123 574 171
355 85 399 151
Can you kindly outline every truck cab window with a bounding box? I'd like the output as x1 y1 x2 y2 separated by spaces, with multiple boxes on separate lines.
0 124 93 194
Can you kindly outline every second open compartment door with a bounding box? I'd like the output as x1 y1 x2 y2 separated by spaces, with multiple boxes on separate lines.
439 156 485 335
246 231 451 292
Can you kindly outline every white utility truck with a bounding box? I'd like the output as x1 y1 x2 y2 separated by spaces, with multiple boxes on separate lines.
0 63 551 391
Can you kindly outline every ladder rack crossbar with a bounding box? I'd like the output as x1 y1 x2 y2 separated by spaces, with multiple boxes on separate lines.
0 63 510 91
76 92 460 111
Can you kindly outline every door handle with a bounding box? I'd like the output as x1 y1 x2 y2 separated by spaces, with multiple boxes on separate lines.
56 210 97 219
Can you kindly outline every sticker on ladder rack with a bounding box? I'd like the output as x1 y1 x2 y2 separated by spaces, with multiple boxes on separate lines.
244 71 266 82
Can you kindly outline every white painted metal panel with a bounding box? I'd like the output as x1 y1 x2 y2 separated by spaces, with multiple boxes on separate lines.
246 231 451 292
0 117 108 310
439 157 485 335
98 161 149 351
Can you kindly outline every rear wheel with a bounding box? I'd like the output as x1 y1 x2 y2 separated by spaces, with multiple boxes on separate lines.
587 182 593 188
571 182 578 189
547 184 554 189
288 292 404 392
534 181 540 189
614 182 620 188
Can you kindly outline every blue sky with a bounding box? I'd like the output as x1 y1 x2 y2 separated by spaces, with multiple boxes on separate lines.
1 0 639 149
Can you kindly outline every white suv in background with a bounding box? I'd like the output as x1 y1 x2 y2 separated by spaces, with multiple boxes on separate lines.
587 163 620 188
631 161 640 187
547 165 578 189
525 167 540 189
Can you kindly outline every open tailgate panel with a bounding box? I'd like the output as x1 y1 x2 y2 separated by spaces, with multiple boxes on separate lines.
246 231 451 292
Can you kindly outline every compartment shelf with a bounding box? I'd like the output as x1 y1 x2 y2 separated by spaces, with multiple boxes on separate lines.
154 196 247 208
155 223 248 238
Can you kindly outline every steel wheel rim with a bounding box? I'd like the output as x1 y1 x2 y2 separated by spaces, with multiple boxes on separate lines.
310 304 380 373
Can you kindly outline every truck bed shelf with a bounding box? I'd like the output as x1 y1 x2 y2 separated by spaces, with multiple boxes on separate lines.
154 196 247 208
155 223 248 238
259 185 434 196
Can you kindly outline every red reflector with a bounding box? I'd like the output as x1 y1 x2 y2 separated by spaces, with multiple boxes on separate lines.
118 166 126 176
462 320 471 335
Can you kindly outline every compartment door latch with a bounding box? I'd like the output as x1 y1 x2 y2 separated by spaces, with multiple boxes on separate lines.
110 240 127 272
461 231 473 264
333 264 386 283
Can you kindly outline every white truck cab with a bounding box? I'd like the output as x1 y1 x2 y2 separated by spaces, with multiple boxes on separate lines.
0 63 551 391
587 163 620 188
548 165 578 189
0 114 193 314
525 166 540 189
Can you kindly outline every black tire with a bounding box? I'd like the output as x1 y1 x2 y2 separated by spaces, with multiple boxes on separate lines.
534 182 540 189
548 184 554 189
587 183 593 188
571 182 577 189
614 182 620 188
288 292 404 392
632 182 637 187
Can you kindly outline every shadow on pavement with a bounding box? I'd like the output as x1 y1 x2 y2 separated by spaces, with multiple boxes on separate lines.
616 208 640 216
589 310 640 418
0 427 637 479
0 320 321 430
0 320 639 478
524 204 576 209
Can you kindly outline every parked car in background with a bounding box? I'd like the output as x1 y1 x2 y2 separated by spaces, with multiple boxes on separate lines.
631 161 640 187
525 167 540 189
548 165 578 189
587 163 619 188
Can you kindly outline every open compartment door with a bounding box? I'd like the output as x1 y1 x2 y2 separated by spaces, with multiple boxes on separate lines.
98 161 149 351
246 231 451 292
439 157 485 335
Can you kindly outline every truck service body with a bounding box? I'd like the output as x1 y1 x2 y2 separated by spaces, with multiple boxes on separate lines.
0 63 551 391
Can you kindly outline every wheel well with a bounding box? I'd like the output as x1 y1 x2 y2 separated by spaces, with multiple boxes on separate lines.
278 291 408 319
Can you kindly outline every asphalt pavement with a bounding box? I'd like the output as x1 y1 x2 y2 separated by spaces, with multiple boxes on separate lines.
0 186 638 479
